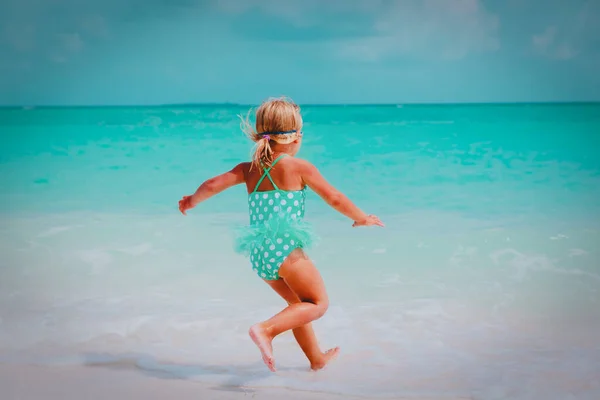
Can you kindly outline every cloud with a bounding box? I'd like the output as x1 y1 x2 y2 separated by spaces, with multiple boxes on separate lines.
215 0 500 60
0 0 178 65
336 0 500 61
58 33 84 52
78 15 110 39
1 0 90 63
50 55 68 64
2 23 37 53
0 0 197 50
531 1 599 61
45 33 84 63
532 26 578 60
217 0 382 41
216 0 380 23
532 26 557 50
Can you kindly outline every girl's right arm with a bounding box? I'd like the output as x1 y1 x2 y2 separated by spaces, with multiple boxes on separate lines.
298 160 384 227
179 163 247 215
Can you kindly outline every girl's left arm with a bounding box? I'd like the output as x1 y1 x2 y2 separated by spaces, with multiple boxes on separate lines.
179 163 247 215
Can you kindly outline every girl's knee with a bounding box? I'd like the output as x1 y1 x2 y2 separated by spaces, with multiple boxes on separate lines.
315 299 329 318
299 298 328 318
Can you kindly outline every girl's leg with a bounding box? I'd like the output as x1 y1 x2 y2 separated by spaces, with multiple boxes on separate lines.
264 278 339 370
249 249 336 371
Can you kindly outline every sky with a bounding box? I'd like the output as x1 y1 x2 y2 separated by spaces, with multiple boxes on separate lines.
1 0 599 105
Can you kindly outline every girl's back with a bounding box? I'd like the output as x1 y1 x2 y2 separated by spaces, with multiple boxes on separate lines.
244 156 305 194
243 153 308 227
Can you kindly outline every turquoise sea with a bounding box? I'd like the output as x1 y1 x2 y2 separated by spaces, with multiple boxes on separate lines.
1 104 599 399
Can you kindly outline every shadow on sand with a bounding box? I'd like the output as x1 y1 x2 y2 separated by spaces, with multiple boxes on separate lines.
80 352 309 394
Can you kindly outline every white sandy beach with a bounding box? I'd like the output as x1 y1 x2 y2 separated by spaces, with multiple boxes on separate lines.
1 212 599 399
0 364 470 400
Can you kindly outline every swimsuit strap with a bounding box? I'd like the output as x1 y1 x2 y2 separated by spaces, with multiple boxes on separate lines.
252 154 288 193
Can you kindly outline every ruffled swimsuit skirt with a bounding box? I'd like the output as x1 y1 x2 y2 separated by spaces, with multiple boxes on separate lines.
234 187 318 280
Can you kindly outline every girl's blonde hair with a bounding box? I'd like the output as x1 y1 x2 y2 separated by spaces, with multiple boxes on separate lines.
240 96 303 171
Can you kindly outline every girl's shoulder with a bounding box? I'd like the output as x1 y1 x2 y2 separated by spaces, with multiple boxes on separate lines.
274 156 316 173
279 156 313 167
279 158 324 183
288 157 318 171
227 162 252 182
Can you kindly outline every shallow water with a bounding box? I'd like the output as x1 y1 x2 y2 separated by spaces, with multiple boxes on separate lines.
1 104 599 399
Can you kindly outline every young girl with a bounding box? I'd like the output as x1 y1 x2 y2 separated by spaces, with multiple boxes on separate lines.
178 97 384 372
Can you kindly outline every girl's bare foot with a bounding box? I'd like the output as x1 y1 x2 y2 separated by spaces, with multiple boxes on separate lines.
249 324 275 372
310 347 340 371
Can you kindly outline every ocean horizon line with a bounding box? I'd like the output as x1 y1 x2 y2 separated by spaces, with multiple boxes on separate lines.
1 100 599 109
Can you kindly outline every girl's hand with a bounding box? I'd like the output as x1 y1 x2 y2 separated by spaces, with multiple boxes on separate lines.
178 195 194 215
352 214 385 227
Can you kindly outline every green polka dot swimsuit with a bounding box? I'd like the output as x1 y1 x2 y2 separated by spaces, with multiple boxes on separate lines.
233 154 317 280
